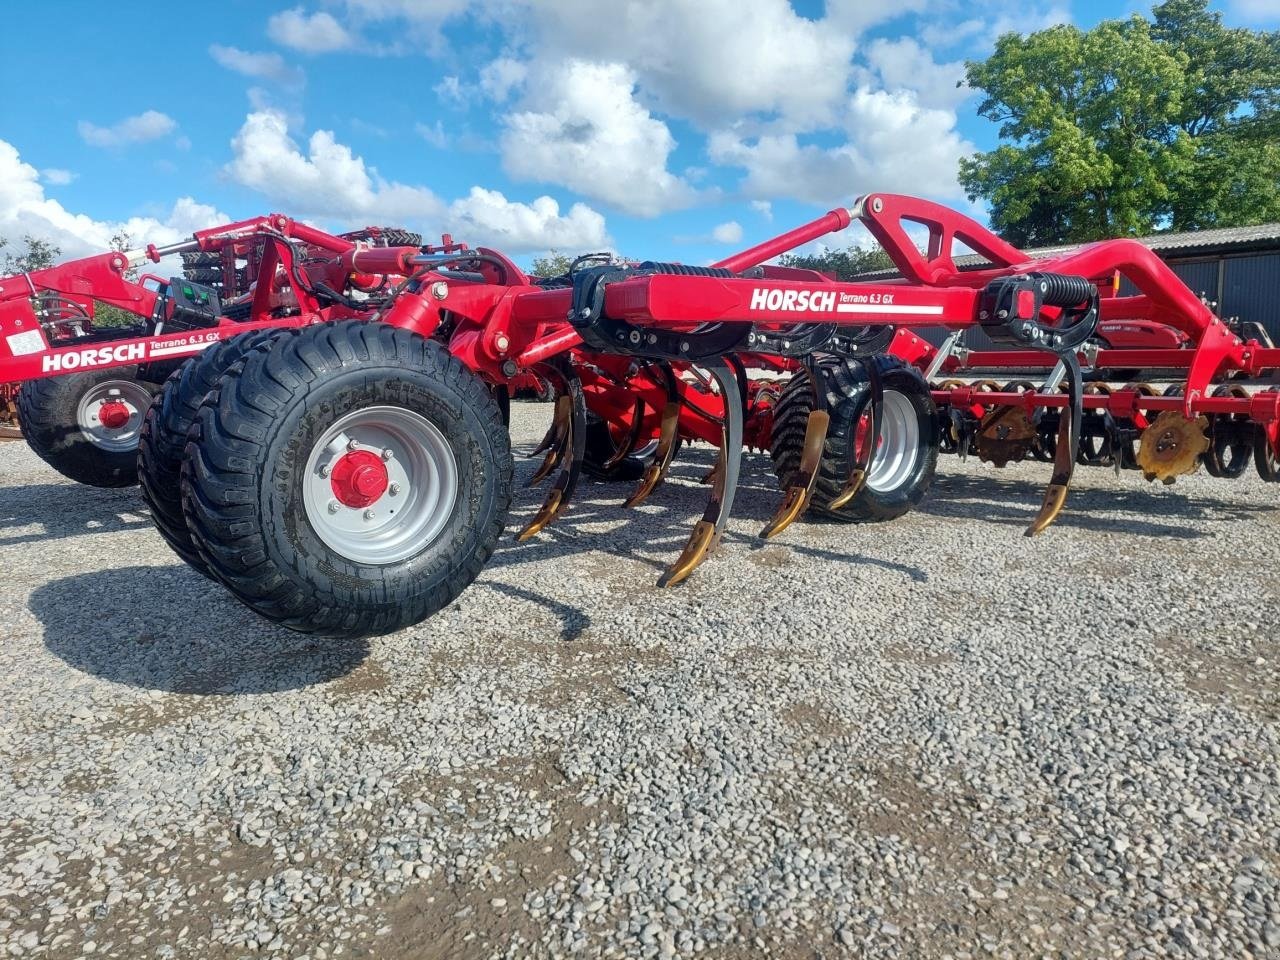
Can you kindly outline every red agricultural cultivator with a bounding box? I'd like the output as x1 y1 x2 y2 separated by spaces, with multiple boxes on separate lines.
0 217 459 483
2 193 1278 637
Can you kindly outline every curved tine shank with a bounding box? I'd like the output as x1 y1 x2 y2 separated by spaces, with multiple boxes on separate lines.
603 397 647 470
528 393 573 487
760 359 831 539
659 361 744 588
1026 353 1082 536
624 364 682 508
829 360 884 510
517 372 588 541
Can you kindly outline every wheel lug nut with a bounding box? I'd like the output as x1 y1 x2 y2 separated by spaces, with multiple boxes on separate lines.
327 500 340 514
381 448 393 461
347 438 359 451
388 483 401 496
319 464 330 478
363 509 375 520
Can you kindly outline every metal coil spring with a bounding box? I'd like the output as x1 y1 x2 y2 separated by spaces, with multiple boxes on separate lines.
1037 273 1094 308
636 261 735 278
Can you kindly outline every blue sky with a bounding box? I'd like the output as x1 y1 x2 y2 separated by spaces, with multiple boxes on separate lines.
1 0 1276 268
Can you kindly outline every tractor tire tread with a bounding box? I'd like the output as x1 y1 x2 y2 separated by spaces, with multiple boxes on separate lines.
181 320 512 637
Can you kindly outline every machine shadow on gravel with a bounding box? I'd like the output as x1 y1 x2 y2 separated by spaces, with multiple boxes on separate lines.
921 472 1270 537
31 565 369 694
0 482 149 547
502 444 929 584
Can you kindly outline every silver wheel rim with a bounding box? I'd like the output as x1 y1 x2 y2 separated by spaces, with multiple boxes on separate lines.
866 390 921 494
302 405 459 565
75 379 153 452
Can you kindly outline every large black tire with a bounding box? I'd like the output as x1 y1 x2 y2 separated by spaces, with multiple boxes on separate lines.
17 368 160 487
138 331 289 576
341 227 424 248
581 413 647 482
181 321 513 637
771 355 938 523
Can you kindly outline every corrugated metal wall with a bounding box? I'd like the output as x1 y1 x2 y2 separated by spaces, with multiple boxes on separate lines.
1221 254 1280 342
1171 261 1220 302
1117 260 1217 302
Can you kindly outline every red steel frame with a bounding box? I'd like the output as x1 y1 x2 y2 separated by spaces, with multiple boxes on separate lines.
0 215 434 382
2 193 1278 453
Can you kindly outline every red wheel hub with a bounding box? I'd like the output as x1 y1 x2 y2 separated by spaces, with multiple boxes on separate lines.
854 412 881 458
329 450 389 508
98 400 130 430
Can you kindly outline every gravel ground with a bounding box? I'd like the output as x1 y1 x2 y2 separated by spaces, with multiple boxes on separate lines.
0 402 1277 960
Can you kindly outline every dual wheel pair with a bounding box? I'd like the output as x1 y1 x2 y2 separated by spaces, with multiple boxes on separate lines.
137 322 514 637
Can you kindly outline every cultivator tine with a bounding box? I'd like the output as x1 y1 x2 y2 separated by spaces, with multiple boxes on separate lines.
659 361 744 587
700 454 723 487
603 397 646 470
517 374 586 541
1025 354 1083 537
829 360 885 511
527 394 573 486
761 361 830 539
529 421 557 458
625 365 681 508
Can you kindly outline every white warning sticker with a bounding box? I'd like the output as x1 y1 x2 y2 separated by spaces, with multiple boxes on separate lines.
5 329 46 356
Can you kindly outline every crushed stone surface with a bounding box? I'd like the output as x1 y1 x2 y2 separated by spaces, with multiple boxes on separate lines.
0 402 1277 959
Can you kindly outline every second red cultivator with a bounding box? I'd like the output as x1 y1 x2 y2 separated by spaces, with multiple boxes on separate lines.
2 193 1277 636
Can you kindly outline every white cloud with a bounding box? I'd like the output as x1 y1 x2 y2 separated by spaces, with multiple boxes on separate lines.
267 8 353 53
224 112 608 252
434 75 468 105
861 38 969 111
479 57 527 102
750 200 772 221
318 0 469 53
500 60 696 217
41 169 76 186
918 4 1070 53
226 111 445 223
209 44 305 89
416 120 449 149
520 0 855 129
342 0 467 19
822 0 930 35
711 221 743 244
448 188 609 253
709 88 973 205
78 111 176 148
0 138 225 263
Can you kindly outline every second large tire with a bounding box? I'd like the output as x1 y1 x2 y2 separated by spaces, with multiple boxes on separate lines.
771 355 938 523
181 321 513 637
17 368 160 487
138 330 289 576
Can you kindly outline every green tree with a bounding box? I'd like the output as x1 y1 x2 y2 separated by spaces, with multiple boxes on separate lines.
1 234 60 273
529 251 574 278
93 232 143 328
777 245 894 280
960 0 1280 246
